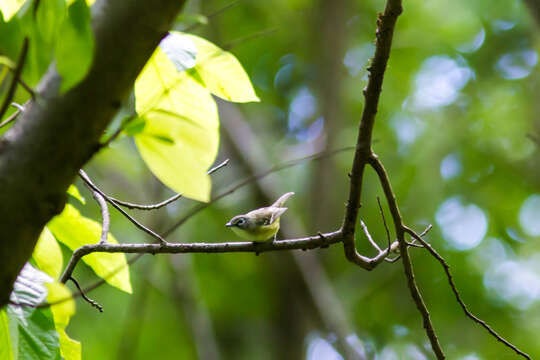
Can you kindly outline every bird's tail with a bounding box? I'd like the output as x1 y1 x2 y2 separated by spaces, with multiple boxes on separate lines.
271 192 294 208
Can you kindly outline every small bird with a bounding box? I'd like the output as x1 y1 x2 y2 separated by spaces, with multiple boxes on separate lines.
225 192 294 242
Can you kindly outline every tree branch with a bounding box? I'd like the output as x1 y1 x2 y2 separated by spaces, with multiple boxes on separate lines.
0 0 187 307
369 155 445 359
338 0 446 357
58 231 343 284
404 227 531 360
341 0 402 263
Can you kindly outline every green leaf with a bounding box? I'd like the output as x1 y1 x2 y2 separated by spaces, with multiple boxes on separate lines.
0 309 15 360
47 204 132 294
159 32 197 72
0 13 25 76
56 0 93 93
67 184 85 204
175 13 208 27
32 227 63 280
8 264 61 360
180 32 260 103
36 0 65 43
134 47 219 202
123 116 146 136
46 283 80 360
0 55 15 68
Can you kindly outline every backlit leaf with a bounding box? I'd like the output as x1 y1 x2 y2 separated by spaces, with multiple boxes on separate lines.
32 227 63 280
47 204 132 294
134 47 218 202
181 32 259 103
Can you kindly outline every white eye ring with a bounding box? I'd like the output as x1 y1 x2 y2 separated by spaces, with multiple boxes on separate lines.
237 218 245 225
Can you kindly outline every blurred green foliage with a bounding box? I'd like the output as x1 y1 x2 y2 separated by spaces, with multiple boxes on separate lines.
2 0 540 359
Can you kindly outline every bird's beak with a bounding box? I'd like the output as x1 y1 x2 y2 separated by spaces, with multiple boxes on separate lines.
225 221 233 227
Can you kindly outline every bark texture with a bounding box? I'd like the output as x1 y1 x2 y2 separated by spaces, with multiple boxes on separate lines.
0 0 186 307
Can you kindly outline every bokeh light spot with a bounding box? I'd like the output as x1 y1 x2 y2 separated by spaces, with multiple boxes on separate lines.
306 333 343 360
411 56 473 110
495 50 538 80
519 194 540 236
344 43 375 77
484 255 540 310
436 197 487 250
440 153 462 180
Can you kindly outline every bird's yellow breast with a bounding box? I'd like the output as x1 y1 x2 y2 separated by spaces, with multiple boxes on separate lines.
230 219 280 241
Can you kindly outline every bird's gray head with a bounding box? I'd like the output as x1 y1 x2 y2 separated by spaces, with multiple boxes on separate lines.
225 215 248 229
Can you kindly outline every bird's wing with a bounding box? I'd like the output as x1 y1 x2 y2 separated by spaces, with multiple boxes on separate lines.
269 207 287 224
247 207 288 226
271 192 294 208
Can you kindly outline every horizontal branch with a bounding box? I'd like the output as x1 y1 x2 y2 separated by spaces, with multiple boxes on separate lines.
59 231 343 283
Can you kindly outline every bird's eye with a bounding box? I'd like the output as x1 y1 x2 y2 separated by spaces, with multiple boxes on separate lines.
237 218 245 226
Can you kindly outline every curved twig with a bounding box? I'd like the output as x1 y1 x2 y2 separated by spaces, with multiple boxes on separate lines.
0 38 28 121
404 227 531 360
109 193 183 210
79 170 167 245
90 190 110 244
68 277 103 313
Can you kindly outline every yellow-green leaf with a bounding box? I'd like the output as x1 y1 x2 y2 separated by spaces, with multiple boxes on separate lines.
0 0 25 21
135 47 219 202
46 282 81 360
0 309 14 360
47 204 132 294
67 184 85 204
32 227 63 280
180 32 259 103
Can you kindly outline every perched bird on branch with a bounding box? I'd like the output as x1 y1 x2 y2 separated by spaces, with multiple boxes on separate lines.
225 192 294 242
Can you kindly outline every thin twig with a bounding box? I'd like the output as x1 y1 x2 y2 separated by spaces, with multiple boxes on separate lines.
359 220 382 253
1 61 35 97
17 78 34 98
90 190 110 244
369 154 445 359
100 115 137 148
164 147 354 237
0 38 28 121
377 196 391 251
207 158 230 175
10 102 24 112
109 193 184 210
103 159 229 210
405 227 531 360
78 170 168 245
68 277 103 312
182 0 242 32
222 28 278 50
0 108 21 129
